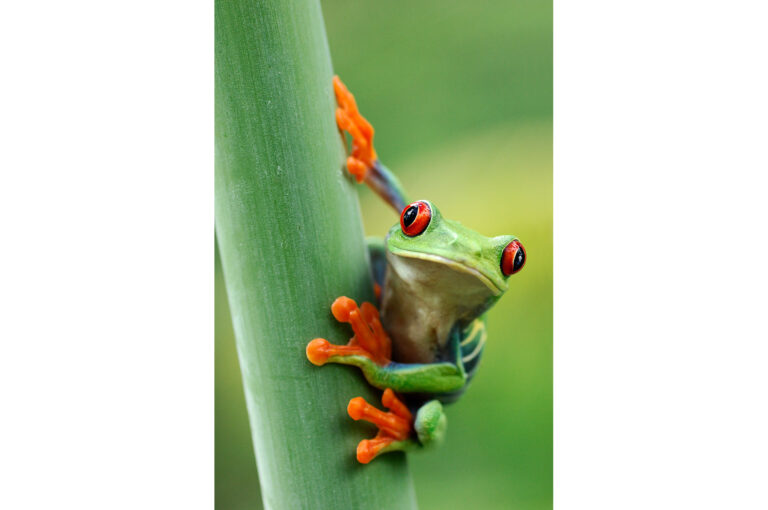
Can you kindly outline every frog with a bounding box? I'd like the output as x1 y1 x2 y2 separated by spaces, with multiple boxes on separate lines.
305 76 526 464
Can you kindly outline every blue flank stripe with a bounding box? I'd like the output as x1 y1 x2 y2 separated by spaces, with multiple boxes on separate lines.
436 318 487 404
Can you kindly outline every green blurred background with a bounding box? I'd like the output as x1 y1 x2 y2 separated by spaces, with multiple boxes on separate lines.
216 0 551 508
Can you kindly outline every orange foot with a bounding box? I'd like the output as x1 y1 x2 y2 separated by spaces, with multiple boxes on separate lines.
333 76 377 183
306 296 391 366
348 389 414 464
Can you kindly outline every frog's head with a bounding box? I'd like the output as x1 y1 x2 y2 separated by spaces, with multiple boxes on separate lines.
385 200 526 301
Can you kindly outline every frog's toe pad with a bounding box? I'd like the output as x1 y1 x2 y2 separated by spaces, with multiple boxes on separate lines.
306 338 331 366
331 296 357 322
346 156 367 182
347 396 367 421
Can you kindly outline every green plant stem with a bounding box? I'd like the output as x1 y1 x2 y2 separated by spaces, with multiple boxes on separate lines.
215 0 418 508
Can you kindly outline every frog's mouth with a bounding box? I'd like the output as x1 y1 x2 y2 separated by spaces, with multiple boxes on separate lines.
388 249 506 296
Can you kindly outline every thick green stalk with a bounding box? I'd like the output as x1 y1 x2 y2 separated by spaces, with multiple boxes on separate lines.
215 1 418 508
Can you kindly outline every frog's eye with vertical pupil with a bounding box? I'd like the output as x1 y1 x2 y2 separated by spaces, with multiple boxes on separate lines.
400 201 431 236
501 240 526 276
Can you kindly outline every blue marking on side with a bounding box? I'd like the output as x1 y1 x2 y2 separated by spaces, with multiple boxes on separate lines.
436 318 487 404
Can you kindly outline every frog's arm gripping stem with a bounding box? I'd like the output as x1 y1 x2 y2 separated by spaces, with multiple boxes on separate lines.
307 297 467 394
333 76 410 213
306 297 455 464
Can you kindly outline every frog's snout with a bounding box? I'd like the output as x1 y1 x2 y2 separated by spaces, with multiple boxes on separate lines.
448 236 483 259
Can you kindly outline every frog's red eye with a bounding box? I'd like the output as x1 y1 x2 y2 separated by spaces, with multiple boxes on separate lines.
400 201 431 236
501 240 526 276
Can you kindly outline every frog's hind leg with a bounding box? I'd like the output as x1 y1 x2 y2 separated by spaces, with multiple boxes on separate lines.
347 389 447 464
347 388 415 464
333 76 409 212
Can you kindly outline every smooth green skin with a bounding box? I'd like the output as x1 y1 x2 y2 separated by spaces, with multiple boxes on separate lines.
323 196 517 452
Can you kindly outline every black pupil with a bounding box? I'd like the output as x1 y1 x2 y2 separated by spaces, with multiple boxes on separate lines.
403 205 418 228
513 248 525 272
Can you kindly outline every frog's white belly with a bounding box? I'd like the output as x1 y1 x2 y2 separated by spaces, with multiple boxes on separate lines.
380 251 495 364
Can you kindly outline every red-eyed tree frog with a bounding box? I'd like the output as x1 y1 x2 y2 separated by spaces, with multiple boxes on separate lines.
306 77 526 464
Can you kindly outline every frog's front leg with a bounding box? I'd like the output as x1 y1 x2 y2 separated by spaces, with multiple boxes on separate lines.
333 76 409 212
306 297 466 394
306 296 392 367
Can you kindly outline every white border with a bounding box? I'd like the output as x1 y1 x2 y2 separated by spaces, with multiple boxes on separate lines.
555 1 768 507
0 1 213 508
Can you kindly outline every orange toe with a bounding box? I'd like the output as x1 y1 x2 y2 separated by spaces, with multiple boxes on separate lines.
306 338 331 366
382 388 413 421
333 75 377 177
346 394 412 440
347 397 367 421
346 157 368 182
331 296 357 322
356 436 394 464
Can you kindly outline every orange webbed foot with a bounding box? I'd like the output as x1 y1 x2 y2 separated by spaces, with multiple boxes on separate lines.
306 297 404 464
348 389 414 464
306 296 391 366
333 76 378 182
